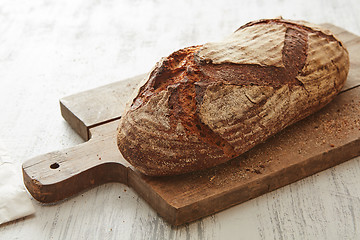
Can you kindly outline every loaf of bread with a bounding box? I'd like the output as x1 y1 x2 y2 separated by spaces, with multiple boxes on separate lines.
117 18 349 176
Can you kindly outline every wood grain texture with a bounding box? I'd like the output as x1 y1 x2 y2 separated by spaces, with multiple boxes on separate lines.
60 74 146 140
22 120 130 203
1 0 360 239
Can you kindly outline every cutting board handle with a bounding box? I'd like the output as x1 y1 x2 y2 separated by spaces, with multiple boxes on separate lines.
22 126 129 203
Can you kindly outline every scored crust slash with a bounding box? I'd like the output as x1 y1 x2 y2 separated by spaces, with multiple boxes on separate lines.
117 18 349 176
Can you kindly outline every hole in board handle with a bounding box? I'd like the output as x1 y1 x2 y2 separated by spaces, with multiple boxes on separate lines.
50 163 60 169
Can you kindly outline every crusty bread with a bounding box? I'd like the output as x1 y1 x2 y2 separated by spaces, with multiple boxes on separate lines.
117 18 349 176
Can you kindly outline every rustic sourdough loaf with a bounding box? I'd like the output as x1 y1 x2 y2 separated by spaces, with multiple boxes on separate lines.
117 18 349 176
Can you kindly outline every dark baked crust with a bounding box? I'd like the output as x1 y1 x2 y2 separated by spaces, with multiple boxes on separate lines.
117 19 349 176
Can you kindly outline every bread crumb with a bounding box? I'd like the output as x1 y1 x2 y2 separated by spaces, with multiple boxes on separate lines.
254 169 261 174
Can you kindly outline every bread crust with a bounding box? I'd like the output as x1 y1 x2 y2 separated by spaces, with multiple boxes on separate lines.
117 19 349 176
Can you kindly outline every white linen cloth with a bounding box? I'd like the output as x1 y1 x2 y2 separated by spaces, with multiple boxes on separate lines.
0 142 35 225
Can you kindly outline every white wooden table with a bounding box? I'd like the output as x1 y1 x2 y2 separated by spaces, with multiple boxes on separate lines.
1 0 360 239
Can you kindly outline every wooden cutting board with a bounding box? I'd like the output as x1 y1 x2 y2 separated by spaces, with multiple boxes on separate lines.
23 24 360 226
